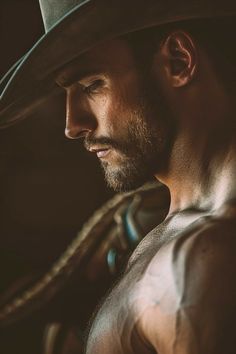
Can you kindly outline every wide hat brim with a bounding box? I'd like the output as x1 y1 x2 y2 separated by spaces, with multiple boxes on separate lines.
1 0 236 128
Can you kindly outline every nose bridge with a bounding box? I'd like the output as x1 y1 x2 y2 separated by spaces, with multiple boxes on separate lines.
65 86 95 139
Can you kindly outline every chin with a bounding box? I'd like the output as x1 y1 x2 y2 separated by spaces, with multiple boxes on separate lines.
106 178 146 193
102 161 152 192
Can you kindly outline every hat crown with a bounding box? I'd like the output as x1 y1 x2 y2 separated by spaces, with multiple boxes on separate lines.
1 0 236 127
39 0 86 31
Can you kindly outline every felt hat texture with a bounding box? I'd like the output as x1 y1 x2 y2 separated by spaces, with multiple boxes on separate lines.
0 0 236 127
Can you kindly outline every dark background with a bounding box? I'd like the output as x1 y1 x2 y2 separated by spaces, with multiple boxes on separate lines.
0 0 112 273
0 2 113 350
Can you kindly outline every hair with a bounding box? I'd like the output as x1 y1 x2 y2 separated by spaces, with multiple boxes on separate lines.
123 16 236 90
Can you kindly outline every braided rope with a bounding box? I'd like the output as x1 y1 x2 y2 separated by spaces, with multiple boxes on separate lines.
0 182 159 327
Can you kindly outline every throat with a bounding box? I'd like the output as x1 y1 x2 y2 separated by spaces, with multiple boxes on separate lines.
156 140 236 215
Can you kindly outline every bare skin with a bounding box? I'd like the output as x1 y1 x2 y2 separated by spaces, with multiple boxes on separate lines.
86 208 236 354
56 31 236 353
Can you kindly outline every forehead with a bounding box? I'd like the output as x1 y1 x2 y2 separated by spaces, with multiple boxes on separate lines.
56 38 137 87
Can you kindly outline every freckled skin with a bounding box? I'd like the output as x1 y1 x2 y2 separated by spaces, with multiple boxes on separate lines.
57 32 236 353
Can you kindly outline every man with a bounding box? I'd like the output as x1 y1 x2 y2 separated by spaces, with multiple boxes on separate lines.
1 0 236 353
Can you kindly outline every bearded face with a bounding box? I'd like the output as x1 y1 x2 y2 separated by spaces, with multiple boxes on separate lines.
58 38 175 191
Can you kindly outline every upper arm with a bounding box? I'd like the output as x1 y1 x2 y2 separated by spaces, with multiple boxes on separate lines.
136 221 236 354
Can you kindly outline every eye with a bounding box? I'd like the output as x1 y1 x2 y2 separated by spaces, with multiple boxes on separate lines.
81 79 104 96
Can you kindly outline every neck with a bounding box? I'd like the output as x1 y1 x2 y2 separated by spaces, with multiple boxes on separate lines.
156 112 236 215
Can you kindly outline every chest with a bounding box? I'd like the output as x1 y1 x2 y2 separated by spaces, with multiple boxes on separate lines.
85 262 155 354
85 212 205 354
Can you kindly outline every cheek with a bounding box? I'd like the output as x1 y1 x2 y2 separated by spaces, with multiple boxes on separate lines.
89 93 130 134
88 95 111 129
107 98 133 136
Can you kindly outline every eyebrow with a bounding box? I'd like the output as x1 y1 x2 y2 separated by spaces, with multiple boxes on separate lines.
56 67 105 88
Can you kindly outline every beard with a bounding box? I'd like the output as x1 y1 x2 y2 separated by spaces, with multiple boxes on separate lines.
84 82 174 192
100 112 166 191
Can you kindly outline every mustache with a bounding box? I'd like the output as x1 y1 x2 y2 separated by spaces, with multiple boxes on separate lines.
84 135 122 151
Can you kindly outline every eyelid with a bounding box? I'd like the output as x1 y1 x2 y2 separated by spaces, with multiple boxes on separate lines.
80 79 105 97
55 73 107 90
78 74 106 86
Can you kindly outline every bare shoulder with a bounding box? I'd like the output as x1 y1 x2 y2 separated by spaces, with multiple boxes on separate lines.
135 216 236 354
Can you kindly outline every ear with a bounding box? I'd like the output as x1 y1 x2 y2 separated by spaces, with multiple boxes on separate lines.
159 31 197 87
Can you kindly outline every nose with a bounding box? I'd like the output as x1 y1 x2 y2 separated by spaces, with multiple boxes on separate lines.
65 86 96 139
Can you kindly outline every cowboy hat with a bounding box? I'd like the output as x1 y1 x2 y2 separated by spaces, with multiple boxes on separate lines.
1 0 236 128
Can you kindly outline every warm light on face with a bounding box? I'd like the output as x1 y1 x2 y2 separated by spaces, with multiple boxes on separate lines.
57 39 174 191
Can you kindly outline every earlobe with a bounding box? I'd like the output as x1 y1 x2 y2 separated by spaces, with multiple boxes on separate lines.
162 31 197 88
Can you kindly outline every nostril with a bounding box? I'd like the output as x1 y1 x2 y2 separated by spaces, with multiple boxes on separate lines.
64 127 88 139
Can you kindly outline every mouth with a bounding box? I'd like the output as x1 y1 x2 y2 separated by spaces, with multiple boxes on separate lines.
88 146 111 159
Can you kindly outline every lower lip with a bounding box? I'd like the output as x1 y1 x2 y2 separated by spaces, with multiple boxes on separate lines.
97 149 110 158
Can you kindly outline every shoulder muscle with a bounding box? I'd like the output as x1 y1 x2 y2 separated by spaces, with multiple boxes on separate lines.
136 218 236 354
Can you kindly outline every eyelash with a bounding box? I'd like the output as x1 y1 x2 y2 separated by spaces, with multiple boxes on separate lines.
82 79 103 96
